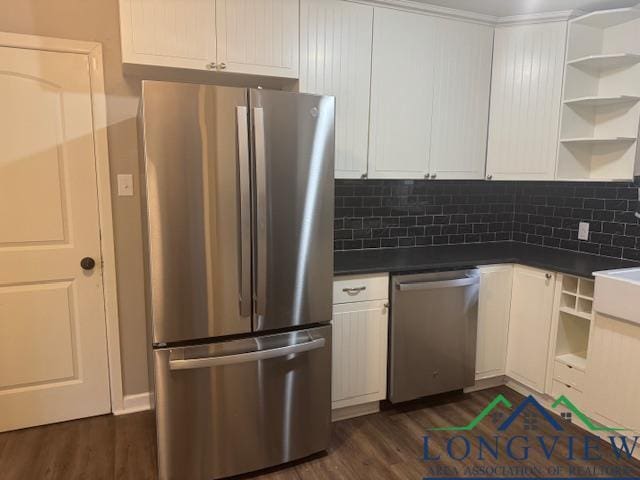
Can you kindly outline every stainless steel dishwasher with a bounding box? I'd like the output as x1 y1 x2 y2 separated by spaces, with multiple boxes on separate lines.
389 269 479 403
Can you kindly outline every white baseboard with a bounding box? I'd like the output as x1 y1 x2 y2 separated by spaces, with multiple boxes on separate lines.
113 392 151 415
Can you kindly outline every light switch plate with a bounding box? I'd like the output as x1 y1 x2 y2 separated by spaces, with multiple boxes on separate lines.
117 174 134 197
578 221 589 241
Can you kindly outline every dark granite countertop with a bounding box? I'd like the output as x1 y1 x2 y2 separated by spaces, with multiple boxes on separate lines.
334 242 640 278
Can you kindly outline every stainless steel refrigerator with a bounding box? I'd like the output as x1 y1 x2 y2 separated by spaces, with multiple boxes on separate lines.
138 81 335 480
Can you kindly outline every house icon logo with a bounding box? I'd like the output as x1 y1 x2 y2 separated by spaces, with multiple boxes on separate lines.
429 394 624 432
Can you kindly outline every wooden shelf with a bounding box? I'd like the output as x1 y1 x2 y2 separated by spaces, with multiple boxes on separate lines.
567 53 640 71
564 95 640 108
556 352 588 371
560 136 637 145
573 7 640 28
559 306 593 321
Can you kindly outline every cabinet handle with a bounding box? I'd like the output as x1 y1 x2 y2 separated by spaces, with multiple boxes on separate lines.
424 173 430 179
486 174 493 180
361 173 368 180
546 273 552 279
384 302 390 309
430 173 437 179
206 62 216 70
342 286 366 296
218 62 227 70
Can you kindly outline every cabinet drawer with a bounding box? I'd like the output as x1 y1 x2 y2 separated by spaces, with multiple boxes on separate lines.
333 274 389 304
553 361 585 391
551 380 584 408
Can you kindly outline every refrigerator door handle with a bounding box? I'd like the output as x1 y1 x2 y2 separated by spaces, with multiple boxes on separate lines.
236 106 252 317
253 107 268 316
168 337 325 370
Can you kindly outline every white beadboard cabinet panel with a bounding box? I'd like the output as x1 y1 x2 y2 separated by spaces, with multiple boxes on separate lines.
216 0 299 78
585 313 640 432
332 300 388 409
506 266 556 393
299 0 373 179
486 22 567 180
430 19 493 180
476 265 513 380
368 7 435 179
119 0 217 70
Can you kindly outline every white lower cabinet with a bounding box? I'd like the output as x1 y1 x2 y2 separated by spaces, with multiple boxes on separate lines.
585 312 640 432
505 265 556 393
475 265 513 380
331 274 389 414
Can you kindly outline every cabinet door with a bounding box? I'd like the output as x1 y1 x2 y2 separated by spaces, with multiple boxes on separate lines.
332 300 388 409
430 19 493 180
300 0 373 179
506 266 555 392
216 0 299 78
585 313 640 431
119 0 217 70
486 22 567 180
368 7 435 179
476 265 513 380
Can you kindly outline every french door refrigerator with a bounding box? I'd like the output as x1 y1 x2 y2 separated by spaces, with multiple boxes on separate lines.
138 81 335 480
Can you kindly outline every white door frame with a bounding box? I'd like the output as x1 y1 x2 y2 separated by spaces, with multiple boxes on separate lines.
0 32 125 413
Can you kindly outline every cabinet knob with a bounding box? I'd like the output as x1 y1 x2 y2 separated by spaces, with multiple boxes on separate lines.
205 62 217 70
486 174 493 180
545 273 552 279
218 62 227 70
424 174 430 179
430 173 437 179
361 173 368 180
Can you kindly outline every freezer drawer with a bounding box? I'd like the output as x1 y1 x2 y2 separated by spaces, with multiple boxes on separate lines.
390 270 479 403
153 326 332 480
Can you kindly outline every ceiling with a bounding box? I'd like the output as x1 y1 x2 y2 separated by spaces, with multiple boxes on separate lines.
415 0 639 17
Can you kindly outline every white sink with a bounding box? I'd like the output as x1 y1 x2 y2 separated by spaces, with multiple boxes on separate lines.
593 268 640 325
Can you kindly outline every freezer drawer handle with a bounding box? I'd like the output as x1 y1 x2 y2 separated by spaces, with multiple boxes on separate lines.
396 276 479 291
168 338 326 370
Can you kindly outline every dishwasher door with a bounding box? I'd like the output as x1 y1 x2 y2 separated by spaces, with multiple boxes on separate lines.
389 270 479 403
153 325 331 480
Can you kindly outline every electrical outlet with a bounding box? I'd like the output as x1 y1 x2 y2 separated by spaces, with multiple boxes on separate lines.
578 222 590 241
117 174 134 197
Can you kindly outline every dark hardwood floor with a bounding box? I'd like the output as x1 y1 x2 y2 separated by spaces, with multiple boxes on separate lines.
1 386 639 479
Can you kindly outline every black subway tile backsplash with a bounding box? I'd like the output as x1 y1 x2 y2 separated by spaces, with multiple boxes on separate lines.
334 178 640 260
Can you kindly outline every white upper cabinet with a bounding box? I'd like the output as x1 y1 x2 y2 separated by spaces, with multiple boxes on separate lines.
430 18 493 180
216 0 299 78
119 0 299 77
119 0 217 70
486 22 567 180
299 0 373 179
368 7 436 179
506 265 556 393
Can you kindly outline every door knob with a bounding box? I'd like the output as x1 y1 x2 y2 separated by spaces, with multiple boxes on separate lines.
81 257 96 271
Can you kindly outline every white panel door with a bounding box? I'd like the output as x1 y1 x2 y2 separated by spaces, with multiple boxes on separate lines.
119 0 217 70
332 300 388 409
506 266 555 393
300 0 373 179
585 313 640 431
476 265 513 380
368 7 435 179
430 18 493 180
216 0 299 78
0 47 111 431
486 22 567 180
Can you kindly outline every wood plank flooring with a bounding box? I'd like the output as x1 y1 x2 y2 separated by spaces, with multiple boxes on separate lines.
1 386 639 479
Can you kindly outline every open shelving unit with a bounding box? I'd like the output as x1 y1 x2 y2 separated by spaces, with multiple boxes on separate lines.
557 7 640 180
548 275 595 406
